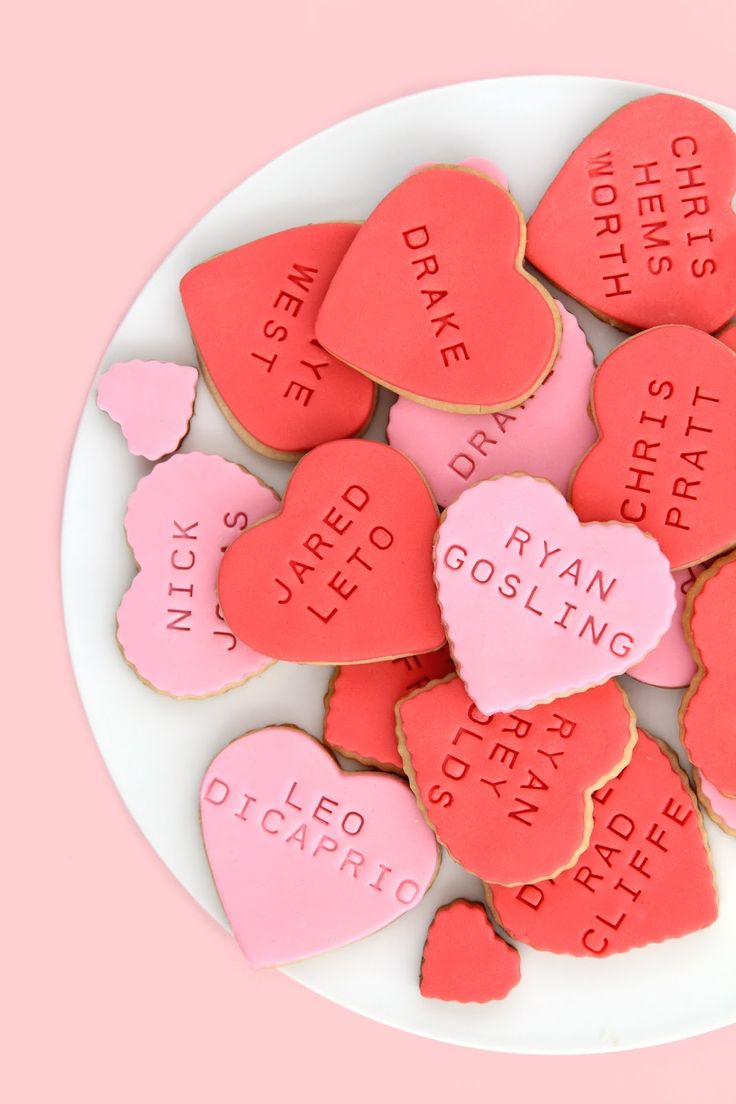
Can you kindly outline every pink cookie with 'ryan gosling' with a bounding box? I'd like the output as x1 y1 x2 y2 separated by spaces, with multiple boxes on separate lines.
97 359 198 461
200 726 440 966
434 474 676 715
627 566 702 688
388 302 595 506
117 451 278 697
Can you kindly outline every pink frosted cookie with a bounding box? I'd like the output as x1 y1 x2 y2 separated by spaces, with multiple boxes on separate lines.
420 900 520 1003
434 474 676 715
97 359 198 461
200 726 440 966
626 566 702 688
489 731 718 956
387 302 596 505
696 771 736 837
117 451 278 697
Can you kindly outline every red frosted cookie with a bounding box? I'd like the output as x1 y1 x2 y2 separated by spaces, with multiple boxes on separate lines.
218 439 445 663
680 551 736 797
180 224 376 459
571 325 736 570
398 675 636 885
489 732 717 956
719 321 736 353
527 94 736 332
420 900 521 1003
324 646 454 772
316 165 560 413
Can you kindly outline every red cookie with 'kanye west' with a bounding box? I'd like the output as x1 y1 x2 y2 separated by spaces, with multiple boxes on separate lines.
526 94 736 333
571 326 736 570
316 165 560 413
398 675 636 885
180 224 376 460
488 731 717 956
218 439 445 664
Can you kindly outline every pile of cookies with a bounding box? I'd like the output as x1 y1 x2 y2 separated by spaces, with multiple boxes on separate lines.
98 92 736 1004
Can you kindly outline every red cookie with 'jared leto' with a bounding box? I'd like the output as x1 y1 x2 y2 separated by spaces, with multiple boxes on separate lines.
488 731 718 956
420 900 521 1003
218 439 446 664
324 646 454 773
316 165 560 413
180 224 376 460
571 326 736 570
527 94 736 332
398 675 636 885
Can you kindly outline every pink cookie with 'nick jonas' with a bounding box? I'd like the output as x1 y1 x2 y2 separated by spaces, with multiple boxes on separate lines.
200 726 440 966
434 474 676 716
627 566 702 688
117 451 278 697
97 359 198 461
388 302 595 506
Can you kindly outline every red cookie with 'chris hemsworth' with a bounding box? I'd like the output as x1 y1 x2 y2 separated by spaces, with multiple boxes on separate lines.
420 899 521 1003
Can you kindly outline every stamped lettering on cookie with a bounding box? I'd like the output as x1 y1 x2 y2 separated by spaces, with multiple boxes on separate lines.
527 94 736 332
117 452 278 697
200 726 440 966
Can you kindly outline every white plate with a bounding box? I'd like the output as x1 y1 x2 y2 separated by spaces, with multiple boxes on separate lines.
62 75 736 1054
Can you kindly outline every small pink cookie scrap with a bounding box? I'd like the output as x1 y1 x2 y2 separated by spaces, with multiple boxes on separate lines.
97 359 198 461
696 771 736 837
420 900 521 1003
527 93 736 332
387 302 596 506
627 566 702 688
434 474 676 716
324 646 454 773
398 675 636 885
680 550 736 797
117 451 278 698
200 726 440 967
489 731 718 956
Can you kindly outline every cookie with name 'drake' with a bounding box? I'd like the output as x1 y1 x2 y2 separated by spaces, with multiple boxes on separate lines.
526 94 736 332
488 732 718 956
218 439 446 663
398 676 636 885
316 165 561 413
180 224 376 460
571 325 736 570
200 726 440 966
434 474 675 716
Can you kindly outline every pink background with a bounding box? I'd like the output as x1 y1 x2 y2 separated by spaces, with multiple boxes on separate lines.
6 0 735 1099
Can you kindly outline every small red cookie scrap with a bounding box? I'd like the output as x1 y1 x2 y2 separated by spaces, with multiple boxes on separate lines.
420 899 521 1003
218 439 446 664
488 731 718 956
324 646 454 772
680 550 736 798
316 165 560 413
527 94 736 332
398 675 636 885
180 224 376 460
571 325 736 570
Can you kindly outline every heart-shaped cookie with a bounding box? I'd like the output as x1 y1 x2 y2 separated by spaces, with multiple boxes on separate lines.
316 165 561 413
324 645 454 773
219 439 445 663
488 731 718 956
200 726 440 966
571 326 736 570
527 94 736 332
180 224 376 460
97 359 198 461
680 551 736 797
434 474 675 715
117 452 278 697
420 900 520 1003
398 675 636 885
627 566 702 688
387 301 596 505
